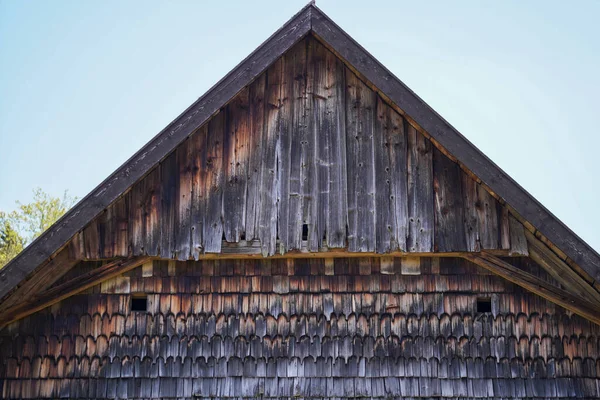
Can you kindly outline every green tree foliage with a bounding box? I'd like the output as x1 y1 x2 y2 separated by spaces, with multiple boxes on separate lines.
0 188 77 268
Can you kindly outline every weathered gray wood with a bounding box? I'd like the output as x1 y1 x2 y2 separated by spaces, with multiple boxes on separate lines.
302 38 319 252
160 152 177 258
190 125 208 259
313 42 347 249
463 174 499 251
203 111 225 253
406 124 433 252
259 59 284 256
245 76 266 241
509 214 528 256
175 138 193 260
224 87 250 244
375 98 408 253
374 97 394 253
312 39 330 251
433 146 467 252
387 108 409 252
284 39 307 251
345 70 376 252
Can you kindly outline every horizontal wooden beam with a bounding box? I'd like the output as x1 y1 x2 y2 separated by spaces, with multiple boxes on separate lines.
0 256 150 327
74 240 516 261
464 253 600 325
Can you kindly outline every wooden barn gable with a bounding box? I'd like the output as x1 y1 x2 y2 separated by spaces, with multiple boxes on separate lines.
1 5 600 398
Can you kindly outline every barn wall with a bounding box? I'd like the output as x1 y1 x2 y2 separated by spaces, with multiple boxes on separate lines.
1 257 599 399
68 36 522 260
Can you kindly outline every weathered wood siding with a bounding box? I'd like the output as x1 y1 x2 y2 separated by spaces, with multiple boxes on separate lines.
67 37 521 259
1 257 599 399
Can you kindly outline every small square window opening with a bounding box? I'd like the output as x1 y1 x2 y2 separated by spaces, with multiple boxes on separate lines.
131 295 148 312
477 297 492 313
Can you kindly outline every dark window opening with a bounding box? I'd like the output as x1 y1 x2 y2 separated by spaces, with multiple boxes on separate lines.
477 297 492 313
302 224 309 241
131 295 148 312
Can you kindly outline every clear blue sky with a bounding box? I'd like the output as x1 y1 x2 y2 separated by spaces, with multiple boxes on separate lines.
1 1 598 252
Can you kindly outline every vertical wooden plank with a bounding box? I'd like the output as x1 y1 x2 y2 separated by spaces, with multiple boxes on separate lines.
406 125 434 252
160 153 177 258
374 96 394 253
203 111 225 253
97 208 113 259
374 98 408 253
475 181 499 250
433 146 467 252
312 40 347 249
83 218 99 260
129 174 144 256
144 167 161 257
245 74 266 241
463 173 499 251
258 58 283 256
388 108 409 251
113 194 130 257
509 214 529 256
190 125 208 259
175 138 193 260
462 174 480 252
345 69 376 252
499 205 511 250
283 40 307 251
301 38 319 252
224 87 250 243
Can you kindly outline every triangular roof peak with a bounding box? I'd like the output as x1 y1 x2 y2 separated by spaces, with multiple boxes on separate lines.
1 4 598 305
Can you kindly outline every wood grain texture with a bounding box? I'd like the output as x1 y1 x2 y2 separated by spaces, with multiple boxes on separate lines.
345 70 376 252
433 146 467 252
406 124 434 252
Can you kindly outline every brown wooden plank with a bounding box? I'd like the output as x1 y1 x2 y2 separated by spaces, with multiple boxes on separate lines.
175 138 193 260
244 75 266 241
433 146 467 252
97 208 113 259
203 111 225 253
129 172 145 256
345 69 376 252
499 205 511 251
224 86 250 243
143 167 162 257
406 124 433 252
83 218 99 260
112 194 130 257
190 125 208 259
